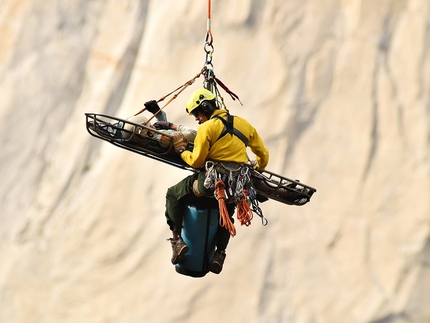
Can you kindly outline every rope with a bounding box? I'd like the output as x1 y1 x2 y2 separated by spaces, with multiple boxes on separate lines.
206 0 212 44
133 67 207 120
236 189 253 227
207 0 211 24
214 76 243 106
215 179 236 237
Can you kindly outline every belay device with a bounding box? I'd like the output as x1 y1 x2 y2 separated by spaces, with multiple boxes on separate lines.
85 0 316 277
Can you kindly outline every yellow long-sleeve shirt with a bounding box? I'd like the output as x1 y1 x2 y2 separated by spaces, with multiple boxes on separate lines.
181 110 269 170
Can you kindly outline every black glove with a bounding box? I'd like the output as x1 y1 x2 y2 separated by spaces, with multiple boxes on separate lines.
153 121 173 130
144 100 160 114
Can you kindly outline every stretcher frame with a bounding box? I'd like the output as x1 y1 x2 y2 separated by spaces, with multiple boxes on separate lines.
85 113 317 206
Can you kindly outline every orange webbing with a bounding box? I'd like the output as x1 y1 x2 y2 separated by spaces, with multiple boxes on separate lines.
133 67 207 119
236 189 253 227
215 179 236 237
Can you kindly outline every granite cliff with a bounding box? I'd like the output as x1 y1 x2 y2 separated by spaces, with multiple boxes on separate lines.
0 0 429 322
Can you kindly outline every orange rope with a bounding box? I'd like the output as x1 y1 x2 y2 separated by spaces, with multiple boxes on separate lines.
236 189 253 227
215 179 236 237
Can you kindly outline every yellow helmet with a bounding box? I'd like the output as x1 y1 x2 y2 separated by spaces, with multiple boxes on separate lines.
185 88 216 115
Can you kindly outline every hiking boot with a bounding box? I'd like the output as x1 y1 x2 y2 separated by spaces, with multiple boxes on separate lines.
208 250 226 274
168 237 189 264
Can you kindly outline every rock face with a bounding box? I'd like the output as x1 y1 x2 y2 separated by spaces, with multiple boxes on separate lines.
1 0 429 322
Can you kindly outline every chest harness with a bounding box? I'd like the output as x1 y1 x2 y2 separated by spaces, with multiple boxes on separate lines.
212 114 249 146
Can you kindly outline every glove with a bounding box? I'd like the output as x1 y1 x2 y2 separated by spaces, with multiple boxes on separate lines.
153 121 172 130
144 100 160 114
173 132 188 154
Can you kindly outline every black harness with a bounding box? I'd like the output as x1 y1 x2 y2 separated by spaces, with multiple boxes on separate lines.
212 114 248 146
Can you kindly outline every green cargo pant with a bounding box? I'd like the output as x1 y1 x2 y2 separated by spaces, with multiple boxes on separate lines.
165 171 236 251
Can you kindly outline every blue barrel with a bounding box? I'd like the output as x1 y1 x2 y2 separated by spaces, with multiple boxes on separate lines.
175 205 219 277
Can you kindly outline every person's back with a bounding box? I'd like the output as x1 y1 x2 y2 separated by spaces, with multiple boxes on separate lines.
180 108 268 169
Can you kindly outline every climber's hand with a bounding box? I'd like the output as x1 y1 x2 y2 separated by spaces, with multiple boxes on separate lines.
249 160 258 169
144 100 160 114
173 132 188 154
153 121 172 130
249 160 264 172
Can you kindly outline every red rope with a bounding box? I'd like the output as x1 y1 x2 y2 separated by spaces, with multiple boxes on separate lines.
214 76 243 105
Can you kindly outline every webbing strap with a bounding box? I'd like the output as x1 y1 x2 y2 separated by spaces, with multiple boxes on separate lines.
212 115 248 146
133 67 207 120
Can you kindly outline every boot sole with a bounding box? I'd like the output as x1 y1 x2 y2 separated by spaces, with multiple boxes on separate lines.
208 261 222 274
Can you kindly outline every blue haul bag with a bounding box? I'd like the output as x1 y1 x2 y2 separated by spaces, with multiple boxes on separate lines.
175 205 219 277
